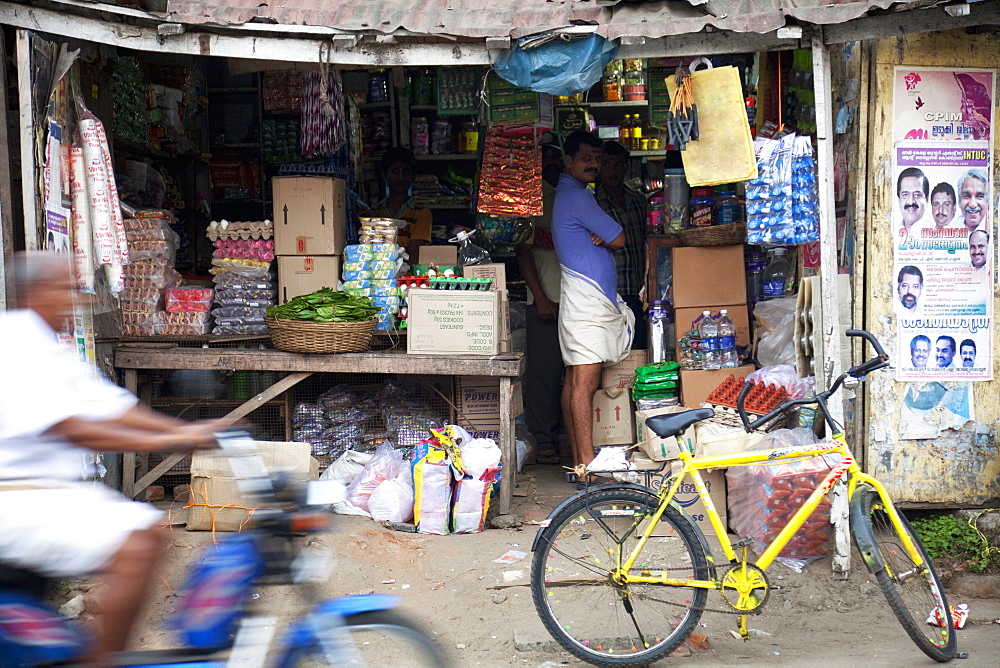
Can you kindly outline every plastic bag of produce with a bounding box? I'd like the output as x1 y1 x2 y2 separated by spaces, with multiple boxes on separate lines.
726 428 839 570
411 440 453 535
344 443 404 515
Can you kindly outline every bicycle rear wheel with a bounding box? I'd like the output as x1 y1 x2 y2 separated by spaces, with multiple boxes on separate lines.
852 485 957 662
531 488 709 666
279 609 445 667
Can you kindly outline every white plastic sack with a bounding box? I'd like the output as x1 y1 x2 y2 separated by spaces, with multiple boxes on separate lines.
459 438 502 478
345 443 404 515
369 477 414 523
320 450 374 485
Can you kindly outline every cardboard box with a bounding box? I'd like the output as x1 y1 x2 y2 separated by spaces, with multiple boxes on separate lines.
672 246 747 308
592 388 634 446
680 364 755 407
649 467 728 537
273 176 346 255
693 421 767 458
456 377 522 441
407 288 501 355
601 349 648 390
187 441 318 531
634 406 696 461
673 305 750 347
417 245 458 267
463 263 507 293
277 255 342 303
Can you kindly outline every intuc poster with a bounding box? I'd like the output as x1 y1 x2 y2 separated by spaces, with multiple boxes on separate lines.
892 67 995 383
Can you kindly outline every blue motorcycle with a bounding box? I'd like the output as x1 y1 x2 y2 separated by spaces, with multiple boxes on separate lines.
0 432 445 667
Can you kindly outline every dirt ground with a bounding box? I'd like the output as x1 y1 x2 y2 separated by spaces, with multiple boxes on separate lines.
62 464 1000 666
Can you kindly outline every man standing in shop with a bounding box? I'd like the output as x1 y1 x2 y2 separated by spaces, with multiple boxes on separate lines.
517 134 567 465
362 146 433 262
595 140 648 349
552 131 633 474
957 168 989 232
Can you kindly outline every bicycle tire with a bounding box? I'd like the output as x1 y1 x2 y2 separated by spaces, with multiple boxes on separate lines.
278 609 446 667
852 485 957 662
531 488 709 666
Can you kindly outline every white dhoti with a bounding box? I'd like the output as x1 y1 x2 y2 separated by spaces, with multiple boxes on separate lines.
558 267 635 367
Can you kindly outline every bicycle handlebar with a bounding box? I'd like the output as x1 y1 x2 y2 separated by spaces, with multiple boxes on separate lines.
737 328 890 433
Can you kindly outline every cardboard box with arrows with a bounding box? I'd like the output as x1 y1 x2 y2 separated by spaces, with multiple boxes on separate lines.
591 387 634 446
273 176 346 255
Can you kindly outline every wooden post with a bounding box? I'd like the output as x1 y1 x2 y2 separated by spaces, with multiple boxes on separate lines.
15 30 38 250
495 375 515 515
812 29 850 579
0 29 14 308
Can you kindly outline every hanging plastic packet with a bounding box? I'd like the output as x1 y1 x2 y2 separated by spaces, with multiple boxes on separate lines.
745 133 794 246
449 229 490 267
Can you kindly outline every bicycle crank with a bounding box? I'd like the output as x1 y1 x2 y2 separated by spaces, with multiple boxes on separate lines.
719 562 770 613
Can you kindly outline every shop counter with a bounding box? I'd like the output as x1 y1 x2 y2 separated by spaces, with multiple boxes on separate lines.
114 345 525 515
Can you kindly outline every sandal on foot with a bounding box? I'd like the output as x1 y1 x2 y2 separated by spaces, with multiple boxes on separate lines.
536 451 562 465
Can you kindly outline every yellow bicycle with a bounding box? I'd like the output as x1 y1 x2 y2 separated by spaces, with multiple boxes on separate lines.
530 330 957 665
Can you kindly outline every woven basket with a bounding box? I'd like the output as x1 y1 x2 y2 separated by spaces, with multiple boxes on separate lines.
265 317 376 354
675 223 747 247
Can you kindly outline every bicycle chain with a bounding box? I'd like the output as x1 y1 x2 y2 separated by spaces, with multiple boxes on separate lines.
623 567 766 616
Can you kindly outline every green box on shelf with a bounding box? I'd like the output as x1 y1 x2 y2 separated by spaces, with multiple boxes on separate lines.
489 104 540 124
488 89 539 106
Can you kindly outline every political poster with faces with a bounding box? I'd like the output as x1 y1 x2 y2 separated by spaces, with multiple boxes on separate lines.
892 67 994 382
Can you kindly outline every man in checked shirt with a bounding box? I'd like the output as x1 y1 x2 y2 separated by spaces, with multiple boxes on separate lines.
594 140 648 349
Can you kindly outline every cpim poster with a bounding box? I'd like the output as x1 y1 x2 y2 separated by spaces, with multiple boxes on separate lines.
892 67 994 382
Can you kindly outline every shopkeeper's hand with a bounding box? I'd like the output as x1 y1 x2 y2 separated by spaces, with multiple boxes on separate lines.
536 296 559 321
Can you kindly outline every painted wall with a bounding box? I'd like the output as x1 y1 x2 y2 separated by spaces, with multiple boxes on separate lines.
865 30 1000 505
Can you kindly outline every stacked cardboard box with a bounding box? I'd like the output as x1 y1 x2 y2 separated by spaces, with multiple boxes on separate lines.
591 350 646 448
672 245 753 406
274 176 347 304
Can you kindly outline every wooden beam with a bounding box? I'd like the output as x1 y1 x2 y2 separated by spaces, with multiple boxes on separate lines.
114 347 525 377
495 376 514 515
824 1 1000 45
0 3 494 66
812 30 850 579
0 28 13 308
221 371 312 422
15 30 38 250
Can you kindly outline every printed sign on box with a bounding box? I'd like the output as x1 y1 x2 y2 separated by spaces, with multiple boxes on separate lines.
649 468 727 537
592 388 634 446
407 289 501 355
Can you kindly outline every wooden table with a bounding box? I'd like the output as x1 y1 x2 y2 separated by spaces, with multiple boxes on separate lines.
114 345 525 514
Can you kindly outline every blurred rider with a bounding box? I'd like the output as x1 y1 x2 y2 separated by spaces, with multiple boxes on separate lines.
0 252 225 663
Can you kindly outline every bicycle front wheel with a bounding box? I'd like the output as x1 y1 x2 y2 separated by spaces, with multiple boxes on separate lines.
531 488 709 666
852 486 957 662
279 609 446 667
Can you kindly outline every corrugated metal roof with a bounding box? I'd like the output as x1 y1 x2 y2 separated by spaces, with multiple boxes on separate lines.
164 0 910 39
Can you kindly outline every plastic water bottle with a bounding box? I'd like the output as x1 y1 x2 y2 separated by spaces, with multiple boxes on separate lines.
647 300 670 363
762 248 791 299
698 310 720 370
717 309 738 368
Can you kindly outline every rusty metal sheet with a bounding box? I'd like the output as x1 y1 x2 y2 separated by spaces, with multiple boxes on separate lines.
163 0 911 39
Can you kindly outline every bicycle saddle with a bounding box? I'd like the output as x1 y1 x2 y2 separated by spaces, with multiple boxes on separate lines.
645 408 714 438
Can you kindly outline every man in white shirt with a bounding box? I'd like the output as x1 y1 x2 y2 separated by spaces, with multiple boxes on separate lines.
957 168 989 232
0 252 224 663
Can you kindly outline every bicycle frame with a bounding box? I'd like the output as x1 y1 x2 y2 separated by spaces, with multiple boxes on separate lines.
618 431 925 589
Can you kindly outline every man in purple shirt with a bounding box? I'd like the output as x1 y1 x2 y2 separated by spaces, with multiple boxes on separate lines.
552 131 634 473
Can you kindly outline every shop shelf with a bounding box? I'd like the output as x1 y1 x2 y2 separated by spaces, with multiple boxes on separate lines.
555 101 649 108
414 153 478 161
